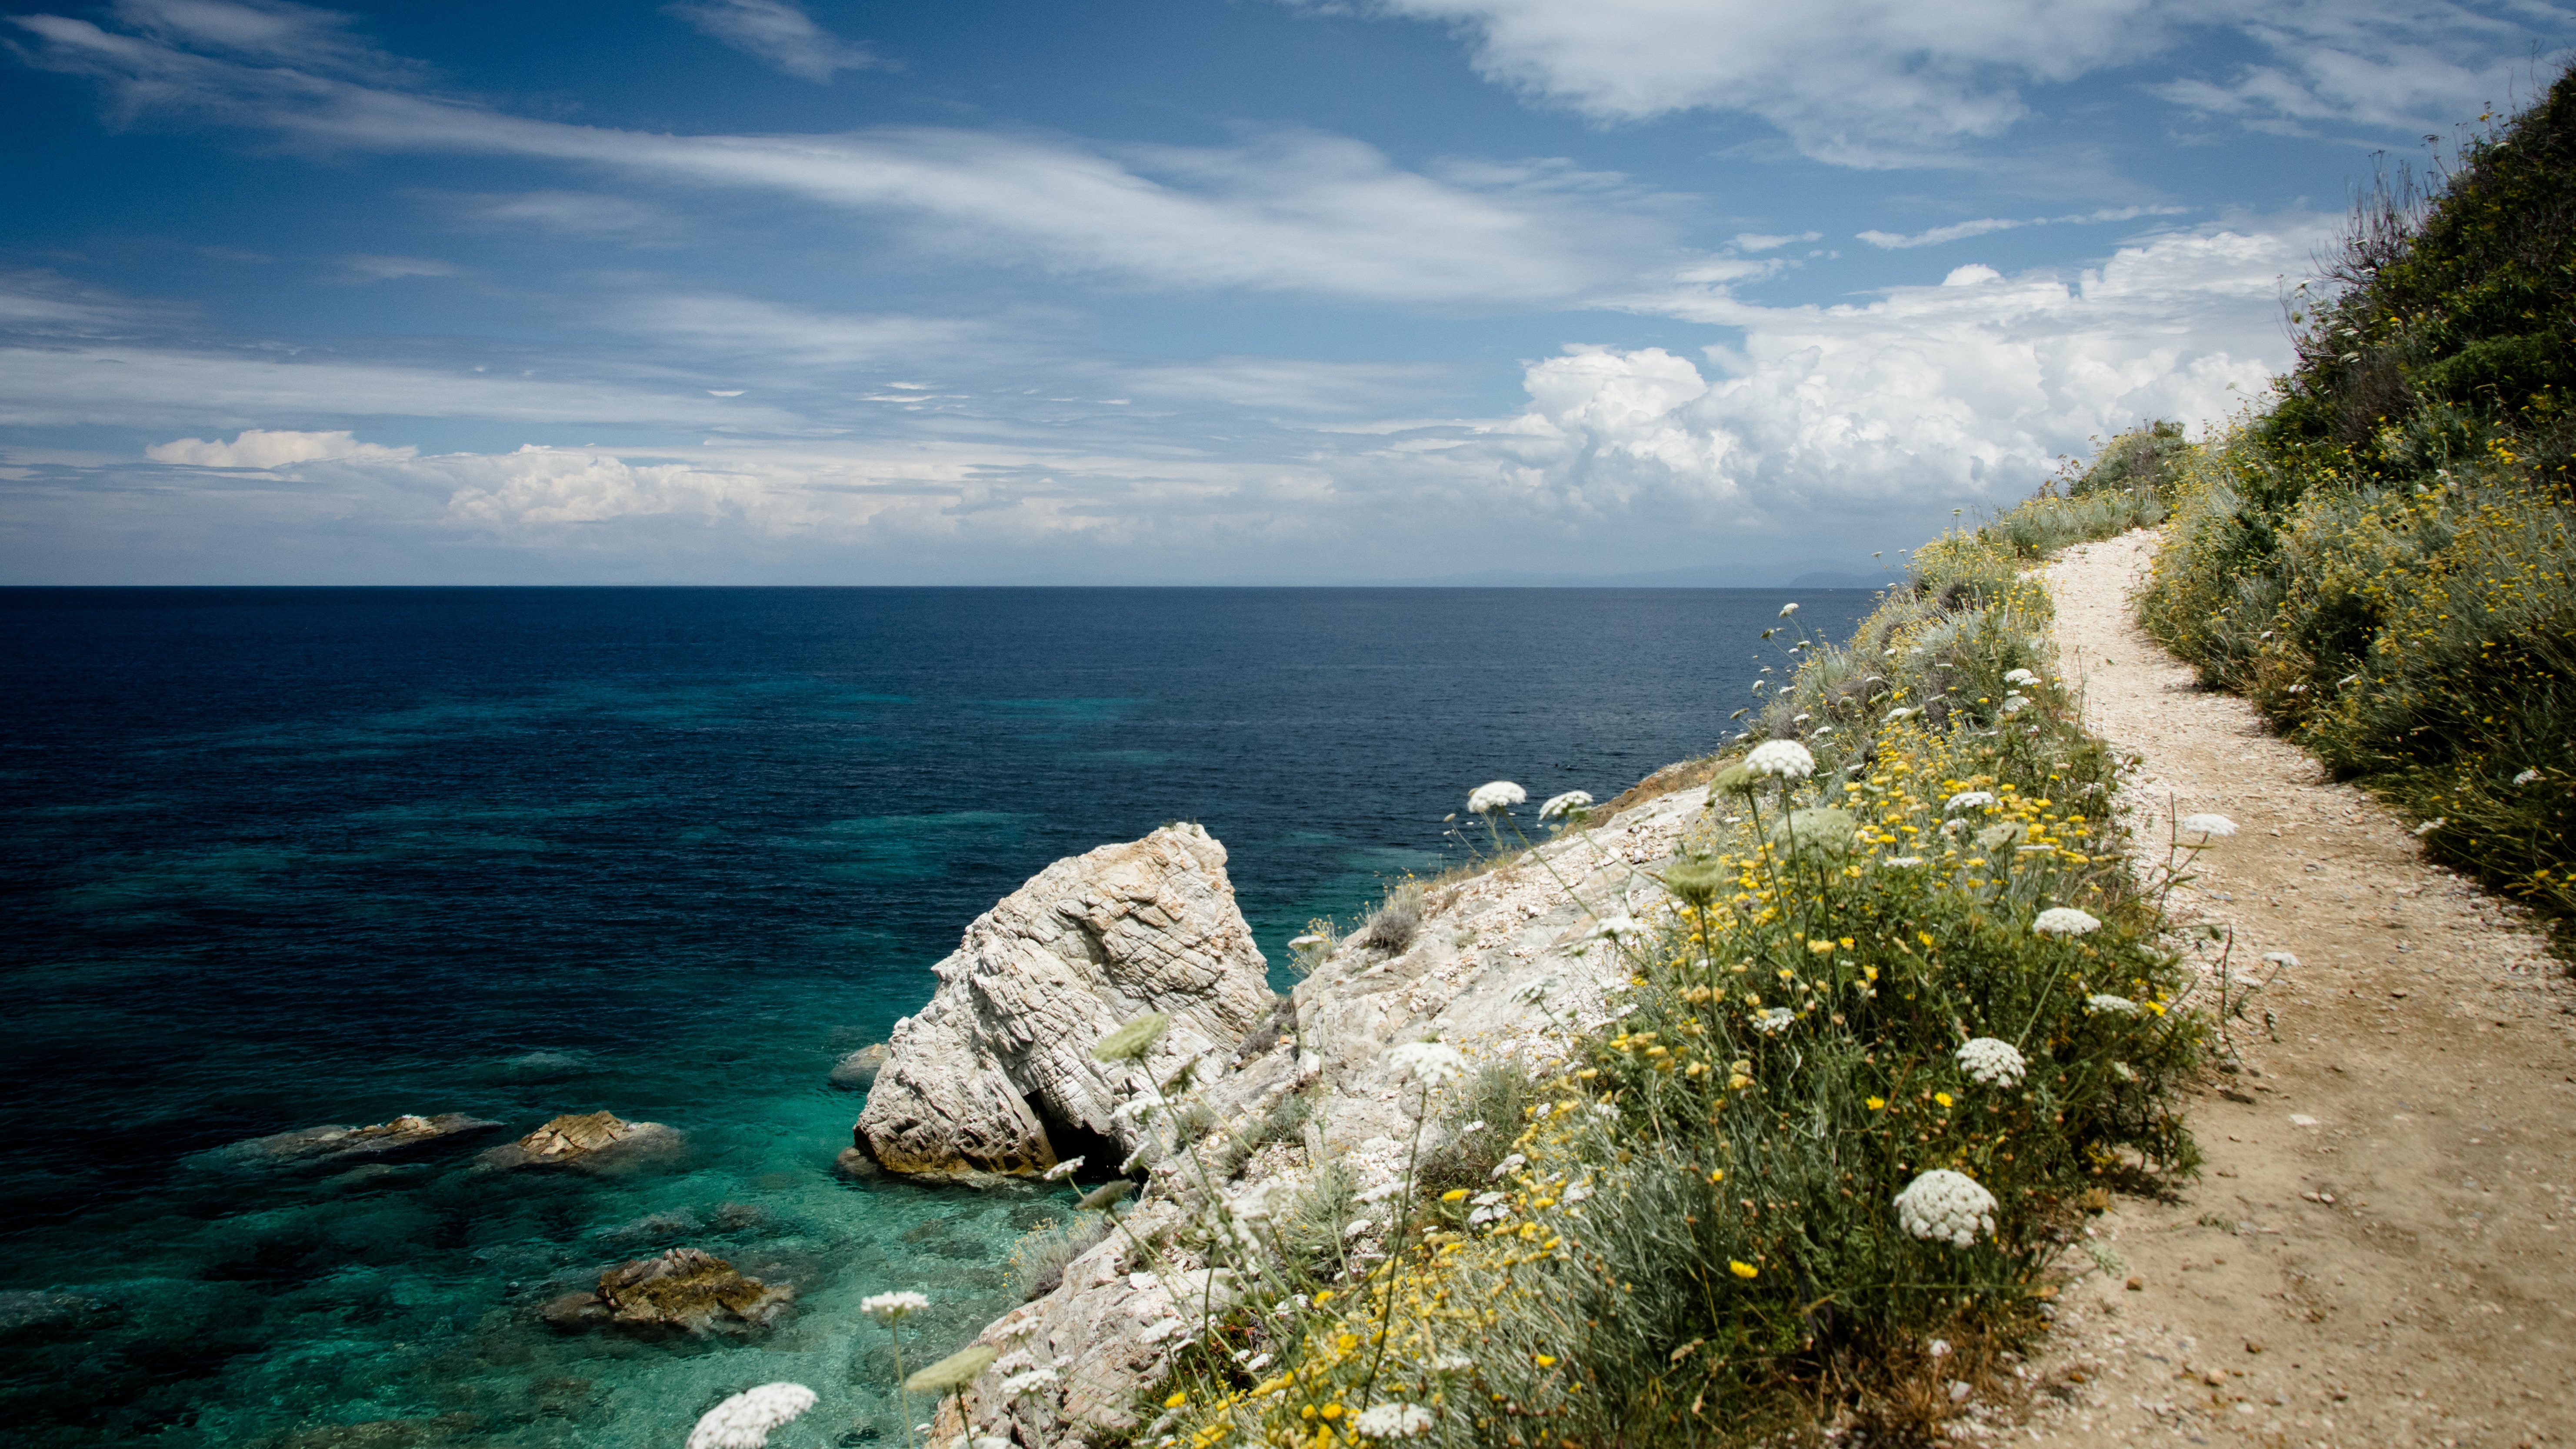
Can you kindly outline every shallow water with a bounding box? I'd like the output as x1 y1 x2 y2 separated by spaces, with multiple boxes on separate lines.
0 585 1871 1448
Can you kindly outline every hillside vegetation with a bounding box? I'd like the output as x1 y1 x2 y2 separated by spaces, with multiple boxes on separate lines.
2136 63 2576 924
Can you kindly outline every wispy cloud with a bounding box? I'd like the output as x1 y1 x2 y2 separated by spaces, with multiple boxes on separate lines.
665 0 887 83
1733 231 1821 253
13 9 1668 306
1304 0 2569 164
337 253 460 281
147 426 415 467
1856 206 2191 249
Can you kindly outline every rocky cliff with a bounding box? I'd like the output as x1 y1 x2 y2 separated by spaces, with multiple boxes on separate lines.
907 779 1710 1447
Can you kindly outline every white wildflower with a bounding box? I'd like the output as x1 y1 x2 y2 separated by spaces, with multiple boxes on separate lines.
1885 706 1918 722
1745 740 1816 779
2179 813 2237 837
861 1291 930 1320
2414 817 2445 836
2084 993 2139 1016
1431 1352 1475 1372
2514 767 2543 786
1893 1169 1998 1248
2031 907 2101 936
1886 855 1925 867
1539 790 1594 820
1342 1218 1374 1240
1460 1119 1486 1134
1001 1367 1060 1398
1944 790 1996 812
1287 933 1325 949
688 1383 818 1449
1779 602 1800 617
1042 1156 1085 1182
1351 1403 1436 1439
1242 1352 1273 1372
1999 694 2029 715
1792 713 1813 724
1752 1007 1794 1035
1467 781 1527 814
2003 668 2039 686
1955 1037 2027 1086
2261 951 2299 969
1354 1183 1403 1205
1490 1153 1525 1179
1388 1040 1468 1086
1588 915 1642 941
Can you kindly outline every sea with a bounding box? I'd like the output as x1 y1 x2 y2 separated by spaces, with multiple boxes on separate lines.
0 585 1873 1449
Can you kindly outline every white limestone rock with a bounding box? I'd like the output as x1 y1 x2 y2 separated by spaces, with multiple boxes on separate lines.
855 823 1273 1181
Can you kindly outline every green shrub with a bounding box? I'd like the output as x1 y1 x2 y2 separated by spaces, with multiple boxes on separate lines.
2137 63 2576 924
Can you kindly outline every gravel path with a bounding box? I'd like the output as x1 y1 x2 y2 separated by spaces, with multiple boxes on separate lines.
2012 530 2576 1449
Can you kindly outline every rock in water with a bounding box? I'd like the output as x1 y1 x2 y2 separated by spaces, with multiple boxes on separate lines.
829 1042 891 1089
540 1247 792 1337
476 1111 682 1172
207 1113 503 1167
855 823 1271 1181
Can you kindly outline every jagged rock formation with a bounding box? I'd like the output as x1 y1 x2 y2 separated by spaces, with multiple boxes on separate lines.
202 1113 502 1167
854 823 1273 1181
539 1247 792 1336
475 1111 681 1172
919 780 1710 1449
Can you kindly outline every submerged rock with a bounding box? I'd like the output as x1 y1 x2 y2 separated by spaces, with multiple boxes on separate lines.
829 1042 891 1089
855 823 1273 1182
206 1113 502 1167
539 1247 793 1337
476 1111 682 1173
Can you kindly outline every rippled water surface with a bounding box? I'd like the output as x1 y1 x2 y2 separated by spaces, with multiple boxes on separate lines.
0 585 1871 1448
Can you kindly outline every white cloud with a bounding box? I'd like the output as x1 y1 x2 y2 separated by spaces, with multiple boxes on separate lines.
612 293 983 368
147 427 415 467
1365 221 2326 537
456 190 673 238
14 12 1669 306
1733 231 1821 252
339 253 459 282
1856 207 2191 250
1313 0 2567 163
666 0 886 82
106 0 422 82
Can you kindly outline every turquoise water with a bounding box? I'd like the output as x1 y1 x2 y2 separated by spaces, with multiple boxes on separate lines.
0 586 1871 1447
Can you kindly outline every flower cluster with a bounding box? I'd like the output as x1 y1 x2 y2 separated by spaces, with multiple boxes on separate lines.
1954 1037 2027 1086
687 1384 817 1449
1894 1169 1998 1248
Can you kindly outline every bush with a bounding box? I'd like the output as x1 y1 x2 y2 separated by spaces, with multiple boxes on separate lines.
2136 63 2576 924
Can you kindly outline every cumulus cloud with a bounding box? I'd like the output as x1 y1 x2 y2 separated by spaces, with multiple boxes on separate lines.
1315 0 2567 162
666 0 886 81
13 11 1670 306
147 427 415 467
1356 221 2327 544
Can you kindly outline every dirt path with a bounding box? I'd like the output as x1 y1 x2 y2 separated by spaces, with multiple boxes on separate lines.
2010 529 2576 1449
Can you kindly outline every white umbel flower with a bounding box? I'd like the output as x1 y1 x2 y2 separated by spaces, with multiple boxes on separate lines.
1351 1403 1436 1439
1751 1006 1794 1035
2179 813 2237 837
1894 1169 1998 1248
860 1291 930 1320
1387 1040 1468 1086
2084 993 2140 1016
1588 914 1642 941
2515 767 2543 786
1955 1037 2026 1086
1467 781 1526 814
1778 602 1800 617
1944 790 1996 812
1744 740 1816 779
2003 668 2039 686
1999 694 2030 715
2030 907 2101 936
1539 790 1594 820
1042 1156 1085 1182
687 1383 817 1449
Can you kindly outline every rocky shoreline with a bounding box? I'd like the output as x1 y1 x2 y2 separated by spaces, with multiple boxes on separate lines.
840 782 1711 1446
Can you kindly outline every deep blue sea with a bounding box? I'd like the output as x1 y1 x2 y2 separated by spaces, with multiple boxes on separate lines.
0 586 1871 1449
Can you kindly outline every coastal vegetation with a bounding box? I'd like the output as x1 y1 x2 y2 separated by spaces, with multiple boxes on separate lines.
2136 62 2576 927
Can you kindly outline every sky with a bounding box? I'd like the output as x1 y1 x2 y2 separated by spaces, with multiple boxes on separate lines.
1 0 2567 584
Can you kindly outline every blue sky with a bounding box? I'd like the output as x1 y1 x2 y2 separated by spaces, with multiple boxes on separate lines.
2 0 2566 584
